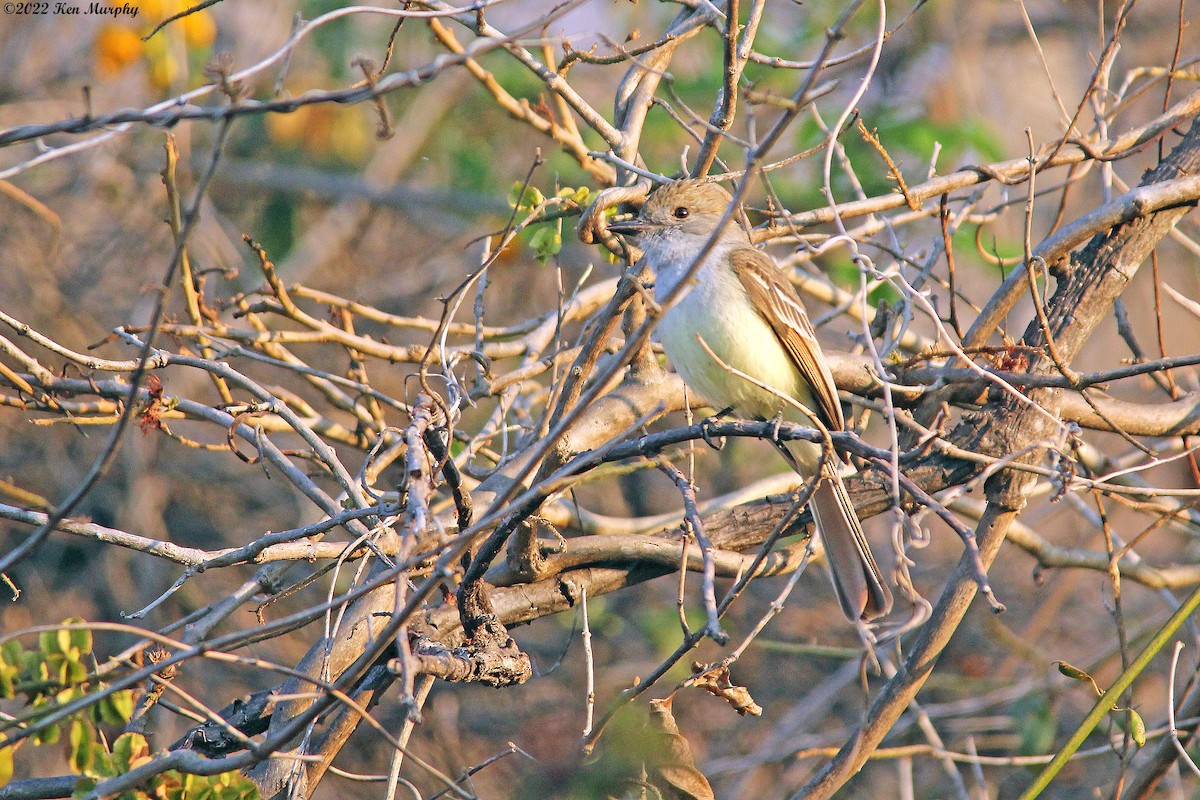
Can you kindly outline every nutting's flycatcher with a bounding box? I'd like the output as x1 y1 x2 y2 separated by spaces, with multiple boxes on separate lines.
609 179 892 621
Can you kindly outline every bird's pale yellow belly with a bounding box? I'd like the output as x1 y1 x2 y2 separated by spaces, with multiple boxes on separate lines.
658 270 821 429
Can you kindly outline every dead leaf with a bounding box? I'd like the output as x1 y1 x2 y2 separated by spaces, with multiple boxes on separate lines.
645 698 716 800
689 663 763 717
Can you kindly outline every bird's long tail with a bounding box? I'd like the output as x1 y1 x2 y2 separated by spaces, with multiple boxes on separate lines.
810 463 892 621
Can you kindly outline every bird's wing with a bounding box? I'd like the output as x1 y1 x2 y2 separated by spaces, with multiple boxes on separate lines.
730 247 845 431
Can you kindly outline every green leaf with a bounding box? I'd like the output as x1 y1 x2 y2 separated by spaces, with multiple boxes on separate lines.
163 771 192 800
56 686 85 705
507 182 545 210
68 719 95 774
45 647 86 687
32 721 60 746
23 649 48 684
96 690 135 726
110 733 150 773
554 185 591 205
1055 661 1091 682
71 775 97 800
66 658 87 686
0 641 22 665
110 734 133 771
529 226 562 264
0 654 17 699
39 630 59 656
1128 709 1147 747
41 623 90 687
65 621 92 657
56 628 75 657
212 771 260 800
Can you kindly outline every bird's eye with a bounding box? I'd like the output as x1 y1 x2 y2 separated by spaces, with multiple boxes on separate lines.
673 207 690 219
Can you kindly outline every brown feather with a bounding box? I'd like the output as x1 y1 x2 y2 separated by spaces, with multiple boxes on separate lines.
729 249 845 432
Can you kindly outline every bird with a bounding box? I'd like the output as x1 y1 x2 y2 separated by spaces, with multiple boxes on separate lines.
607 179 892 621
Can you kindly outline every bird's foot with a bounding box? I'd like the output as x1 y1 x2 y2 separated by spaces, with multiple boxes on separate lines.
767 410 787 446
699 408 734 451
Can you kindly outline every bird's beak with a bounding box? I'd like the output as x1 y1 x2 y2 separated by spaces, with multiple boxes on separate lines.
606 218 651 236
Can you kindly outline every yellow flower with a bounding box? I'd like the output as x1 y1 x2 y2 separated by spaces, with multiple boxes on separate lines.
133 0 218 48
142 33 178 89
181 9 217 47
328 110 372 163
266 105 319 149
136 0 167 19
94 24 143 77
